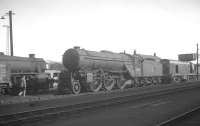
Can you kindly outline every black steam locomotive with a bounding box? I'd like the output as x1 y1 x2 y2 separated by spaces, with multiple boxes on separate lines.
60 47 198 94
0 53 49 95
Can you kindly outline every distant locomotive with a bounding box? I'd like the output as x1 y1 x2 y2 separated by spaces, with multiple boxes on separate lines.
60 47 198 94
0 53 49 95
162 59 196 81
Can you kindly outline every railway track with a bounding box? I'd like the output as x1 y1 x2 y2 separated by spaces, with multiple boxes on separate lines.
0 82 200 126
157 105 200 126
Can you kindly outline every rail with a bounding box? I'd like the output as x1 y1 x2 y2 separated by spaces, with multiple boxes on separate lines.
0 81 200 126
157 105 200 126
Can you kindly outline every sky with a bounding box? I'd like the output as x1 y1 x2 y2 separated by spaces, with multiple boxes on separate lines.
0 0 200 62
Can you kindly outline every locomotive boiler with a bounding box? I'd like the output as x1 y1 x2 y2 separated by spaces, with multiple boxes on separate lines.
0 54 45 73
0 53 48 95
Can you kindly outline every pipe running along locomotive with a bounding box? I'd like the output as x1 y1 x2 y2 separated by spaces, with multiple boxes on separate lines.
61 47 197 94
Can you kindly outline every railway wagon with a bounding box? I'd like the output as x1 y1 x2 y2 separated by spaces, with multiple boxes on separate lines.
0 53 48 95
161 59 196 82
62 47 144 94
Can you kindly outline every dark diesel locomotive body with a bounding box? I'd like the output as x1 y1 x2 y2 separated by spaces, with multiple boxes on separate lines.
62 47 182 94
162 59 196 82
0 53 48 95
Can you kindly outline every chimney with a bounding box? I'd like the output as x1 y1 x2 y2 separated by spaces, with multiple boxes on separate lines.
134 50 136 55
74 46 80 49
29 54 35 58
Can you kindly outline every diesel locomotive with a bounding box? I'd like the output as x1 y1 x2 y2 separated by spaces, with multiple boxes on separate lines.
61 47 197 94
0 53 49 95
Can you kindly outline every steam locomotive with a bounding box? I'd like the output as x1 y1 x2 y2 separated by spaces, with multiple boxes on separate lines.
60 47 198 94
0 53 49 95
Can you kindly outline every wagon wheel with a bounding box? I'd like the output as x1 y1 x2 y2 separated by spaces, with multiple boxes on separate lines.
104 74 115 91
157 77 162 84
71 80 81 94
172 77 180 83
88 69 103 92
152 78 157 85
134 78 140 87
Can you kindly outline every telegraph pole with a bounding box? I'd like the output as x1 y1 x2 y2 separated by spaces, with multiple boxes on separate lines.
0 10 15 56
197 43 199 80
2 25 10 55
8 10 14 56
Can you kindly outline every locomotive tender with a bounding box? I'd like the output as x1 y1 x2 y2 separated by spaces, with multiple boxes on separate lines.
0 53 48 95
61 47 197 94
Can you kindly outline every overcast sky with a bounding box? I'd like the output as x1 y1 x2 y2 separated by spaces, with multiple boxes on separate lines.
0 0 200 62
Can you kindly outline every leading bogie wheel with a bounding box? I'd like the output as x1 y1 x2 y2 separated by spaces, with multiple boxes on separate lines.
71 80 81 94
